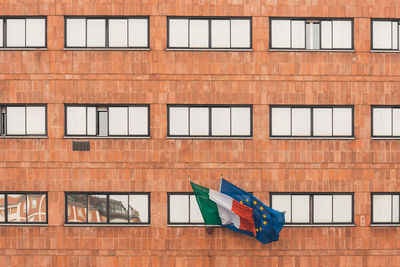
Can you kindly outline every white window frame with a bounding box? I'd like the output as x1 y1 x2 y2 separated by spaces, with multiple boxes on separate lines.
167 17 252 49
270 193 354 226
64 16 149 49
371 106 400 138
167 105 252 138
0 17 46 48
269 105 354 138
269 18 354 50
64 105 150 138
0 104 47 137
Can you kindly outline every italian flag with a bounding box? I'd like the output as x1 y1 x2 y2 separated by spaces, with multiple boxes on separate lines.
191 181 256 236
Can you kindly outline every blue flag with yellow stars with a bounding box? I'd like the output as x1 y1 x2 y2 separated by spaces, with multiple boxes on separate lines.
220 178 285 244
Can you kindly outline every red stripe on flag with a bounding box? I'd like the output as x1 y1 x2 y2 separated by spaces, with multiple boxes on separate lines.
231 199 256 236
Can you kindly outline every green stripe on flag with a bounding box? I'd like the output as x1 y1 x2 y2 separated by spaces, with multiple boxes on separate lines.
190 181 222 225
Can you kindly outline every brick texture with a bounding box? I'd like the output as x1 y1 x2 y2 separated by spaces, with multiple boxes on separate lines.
0 0 399 266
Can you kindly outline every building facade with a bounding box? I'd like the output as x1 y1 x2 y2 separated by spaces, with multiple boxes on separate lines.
0 0 400 266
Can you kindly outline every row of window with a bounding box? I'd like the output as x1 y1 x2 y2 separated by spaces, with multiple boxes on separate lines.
1 16 400 51
1 192 398 225
1 104 399 139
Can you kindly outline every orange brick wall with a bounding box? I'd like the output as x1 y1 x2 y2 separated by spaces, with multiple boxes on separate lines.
0 0 400 266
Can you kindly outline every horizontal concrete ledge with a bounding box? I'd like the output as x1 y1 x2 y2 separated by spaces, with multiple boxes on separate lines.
269 49 355 53
0 224 48 226
64 224 150 227
370 224 400 227
64 136 151 139
370 50 400 53
269 137 355 140
166 137 253 140
371 137 400 140
284 224 355 227
63 48 151 51
166 48 253 52
168 224 220 227
0 136 48 139
0 48 47 51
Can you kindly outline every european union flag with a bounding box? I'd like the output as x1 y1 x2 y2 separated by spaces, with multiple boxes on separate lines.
220 178 285 244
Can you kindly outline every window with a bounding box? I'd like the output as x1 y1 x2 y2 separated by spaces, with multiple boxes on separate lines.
270 106 353 138
0 105 47 136
65 17 149 48
371 19 400 50
168 193 205 225
371 106 400 137
167 17 251 49
65 192 150 224
0 192 47 224
65 105 149 137
167 105 252 137
270 193 353 225
371 193 400 224
270 18 353 50
0 17 46 48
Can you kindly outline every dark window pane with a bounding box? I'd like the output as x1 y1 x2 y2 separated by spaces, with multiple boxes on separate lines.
67 194 87 223
7 194 26 222
0 194 4 222
109 195 129 223
88 195 107 223
27 194 46 222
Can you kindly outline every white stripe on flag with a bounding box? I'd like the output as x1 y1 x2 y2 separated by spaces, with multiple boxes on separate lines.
209 189 240 228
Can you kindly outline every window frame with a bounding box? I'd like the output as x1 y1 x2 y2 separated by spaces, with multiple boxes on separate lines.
269 17 354 51
64 16 150 49
0 192 48 224
371 193 400 225
371 105 400 138
270 192 354 226
64 192 151 225
0 104 47 137
0 16 47 49
167 16 252 50
64 104 150 138
167 104 253 138
371 18 400 51
167 192 206 225
269 105 354 139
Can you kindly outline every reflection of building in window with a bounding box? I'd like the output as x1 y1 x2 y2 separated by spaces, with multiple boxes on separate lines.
0 193 47 223
66 194 143 223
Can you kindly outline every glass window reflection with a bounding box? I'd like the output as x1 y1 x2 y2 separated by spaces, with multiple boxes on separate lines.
88 194 107 223
129 194 148 223
27 194 46 222
0 194 4 222
7 194 26 222
67 194 87 223
109 195 129 223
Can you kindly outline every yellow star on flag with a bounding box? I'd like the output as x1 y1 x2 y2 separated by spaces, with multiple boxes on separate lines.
263 214 266 218
253 201 257 205
245 199 249 202
260 206 264 211
255 228 259 232
263 221 267 225
240 200 243 204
